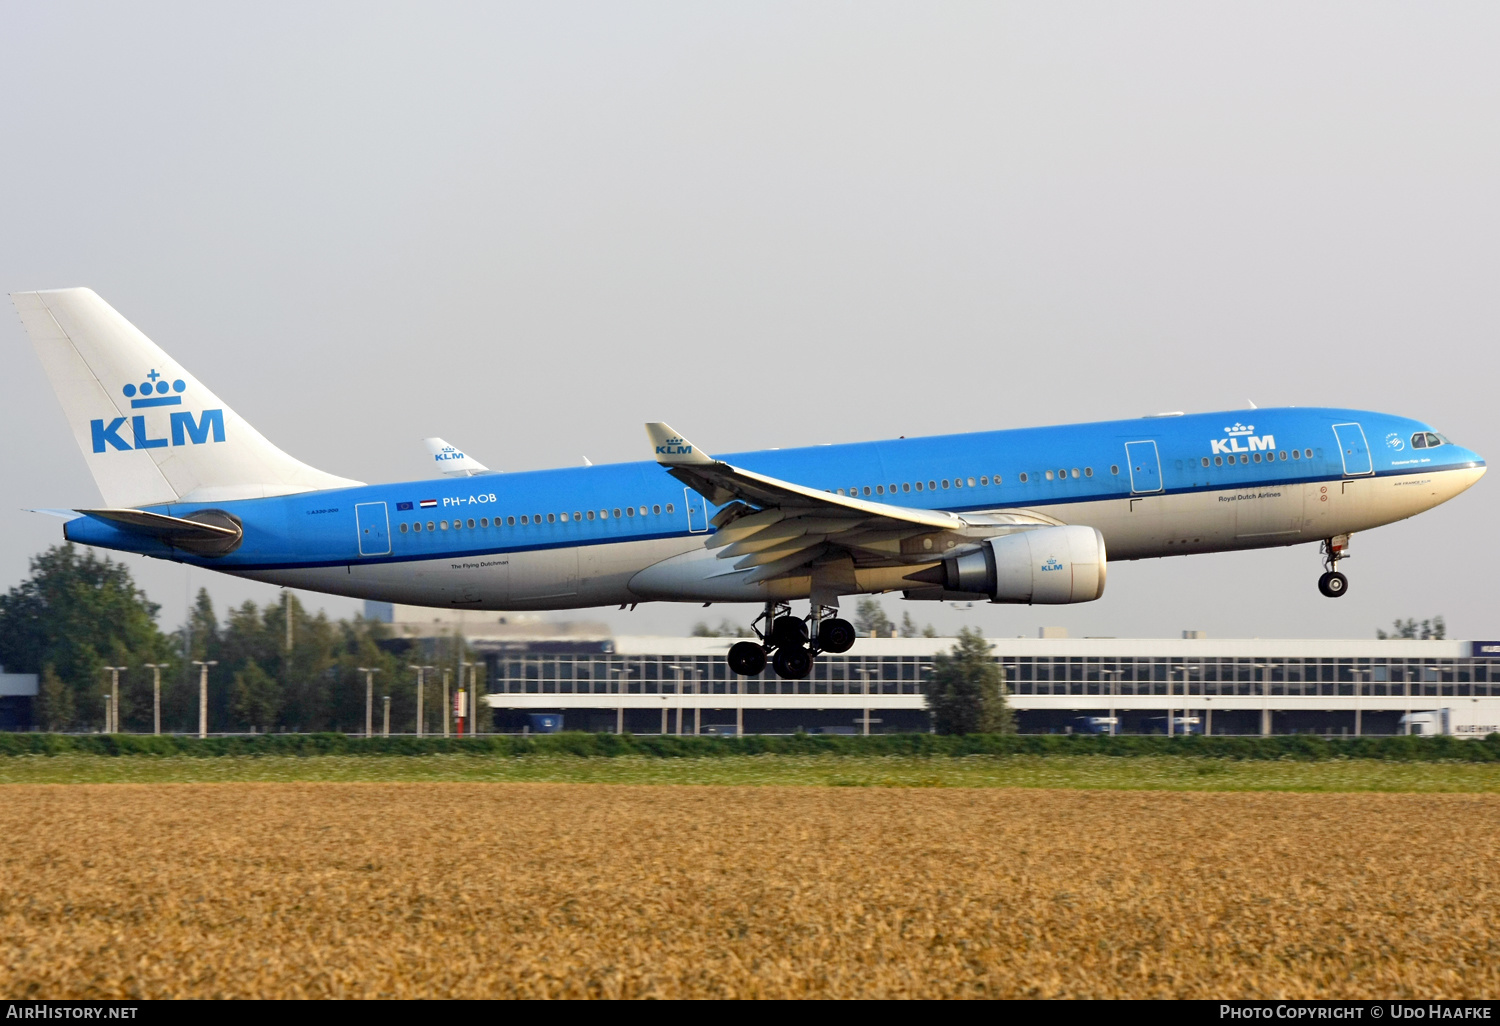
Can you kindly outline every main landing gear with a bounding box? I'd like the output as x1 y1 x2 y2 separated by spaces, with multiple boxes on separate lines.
1318 535 1350 598
726 602 857 680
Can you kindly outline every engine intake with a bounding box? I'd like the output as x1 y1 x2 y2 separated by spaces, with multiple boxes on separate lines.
929 525 1107 604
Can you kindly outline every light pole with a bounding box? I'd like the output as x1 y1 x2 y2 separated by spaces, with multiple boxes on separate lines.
191 660 217 738
408 664 434 736
356 667 380 738
142 663 169 735
1253 662 1269 736
855 668 875 735
443 667 453 738
102 666 126 733
1101 669 1121 735
1349 668 1369 737
382 695 391 737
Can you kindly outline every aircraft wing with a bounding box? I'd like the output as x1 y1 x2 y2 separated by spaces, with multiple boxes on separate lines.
644 423 1055 582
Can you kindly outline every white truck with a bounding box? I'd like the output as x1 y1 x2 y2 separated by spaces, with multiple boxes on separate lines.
1399 700 1500 738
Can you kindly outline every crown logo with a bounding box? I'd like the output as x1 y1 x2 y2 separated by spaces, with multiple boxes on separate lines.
123 369 186 409
1223 423 1255 436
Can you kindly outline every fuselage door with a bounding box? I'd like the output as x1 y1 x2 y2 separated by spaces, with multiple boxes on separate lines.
355 501 391 556
1332 423 1374 476
1124 440 1163 493
684 487 709 534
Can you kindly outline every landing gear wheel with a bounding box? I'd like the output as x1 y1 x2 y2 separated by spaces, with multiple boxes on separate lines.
772 645 814 680
768 615 809 650
1318 571 1348 598
817 617 856 654
727 641 768 676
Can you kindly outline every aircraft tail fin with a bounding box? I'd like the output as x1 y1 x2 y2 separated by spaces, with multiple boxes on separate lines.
11 288 362 508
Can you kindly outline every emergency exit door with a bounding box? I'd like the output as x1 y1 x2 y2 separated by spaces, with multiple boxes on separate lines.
1124 440 1163 493
355 502 391 556
1332 423 1373 476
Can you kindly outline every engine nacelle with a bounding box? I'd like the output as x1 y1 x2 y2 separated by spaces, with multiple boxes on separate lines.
940 525 1107 604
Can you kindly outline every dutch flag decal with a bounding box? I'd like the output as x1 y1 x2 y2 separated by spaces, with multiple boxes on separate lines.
419 499 437 509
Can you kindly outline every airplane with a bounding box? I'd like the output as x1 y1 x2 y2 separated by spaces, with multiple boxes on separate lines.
11 288 1487 680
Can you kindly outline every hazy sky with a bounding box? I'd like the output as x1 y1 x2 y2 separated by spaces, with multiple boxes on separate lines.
2 2 1496 640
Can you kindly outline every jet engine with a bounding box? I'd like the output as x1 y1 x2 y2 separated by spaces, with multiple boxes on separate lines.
915 524 1107 604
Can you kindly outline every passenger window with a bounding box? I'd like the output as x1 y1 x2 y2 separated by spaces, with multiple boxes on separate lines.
928 481 936 490
666 504 674 514
1200 457 1209 468
1083 469 1091 478
953 477 962 488
400 522 409 533
625 507 634 517
480 518 488 527
427 521 435 531
586 510 595 521
1278 452 1286 461
994 475 1002 485
914 481 923 491
889 484 897 493
1069 470 1078 480
902 483 911 492
1110 465 1119 475
613 508 622 518
1044 471 1053 481
1214 456 1223 466
836 488 845 495
942 479 951 488
1290 451 1299 460
653 505 661 514
440 520 449 530
968 477 977 487
1240 455 1249 464
467 518 476 528
547 513 555 523
506 516 515 526
876 485 884 494
1019 473 1028 483
639 506 647 516
520 515 528 525
1306 449 1314 459
415 521 424 532
1253 453 1261 463
560 513 570 523
979 476 988 486
863 487 872 496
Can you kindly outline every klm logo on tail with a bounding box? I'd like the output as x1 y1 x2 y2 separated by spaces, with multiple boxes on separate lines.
90 372 226 452
656 436 694 457
1210 422 1275 456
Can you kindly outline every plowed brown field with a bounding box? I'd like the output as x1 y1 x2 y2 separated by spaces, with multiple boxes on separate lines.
2 784 1496 998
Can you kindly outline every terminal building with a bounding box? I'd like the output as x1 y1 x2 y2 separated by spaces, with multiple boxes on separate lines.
373 604 1500 737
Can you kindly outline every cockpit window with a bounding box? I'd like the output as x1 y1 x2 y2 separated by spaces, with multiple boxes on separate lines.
1412 433 1428 449
1426 432 1443 447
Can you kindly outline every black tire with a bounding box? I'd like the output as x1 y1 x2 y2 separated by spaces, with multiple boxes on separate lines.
727 641 767 676
768 615 809 650
772 645 814 680
1318 571 1349 598
817 617 857 654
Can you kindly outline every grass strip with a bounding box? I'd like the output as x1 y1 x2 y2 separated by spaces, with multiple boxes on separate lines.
3 753 1499 790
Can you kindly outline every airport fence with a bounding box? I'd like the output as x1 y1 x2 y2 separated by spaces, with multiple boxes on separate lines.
0 731 1497 761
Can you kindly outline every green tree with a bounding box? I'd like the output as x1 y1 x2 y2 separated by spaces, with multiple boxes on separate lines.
36 665 75 731
230 659 281 731
854 598 895 638
925 627 1015 735
1377 616 1446 640
0 544 173 729
899 611 936 638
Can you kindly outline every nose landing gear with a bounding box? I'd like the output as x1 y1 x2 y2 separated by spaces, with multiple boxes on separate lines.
1318 535 1350 598
726 601 858 679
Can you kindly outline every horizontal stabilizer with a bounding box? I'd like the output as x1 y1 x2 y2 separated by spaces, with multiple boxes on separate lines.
76 507 243 556
423 437 490 477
